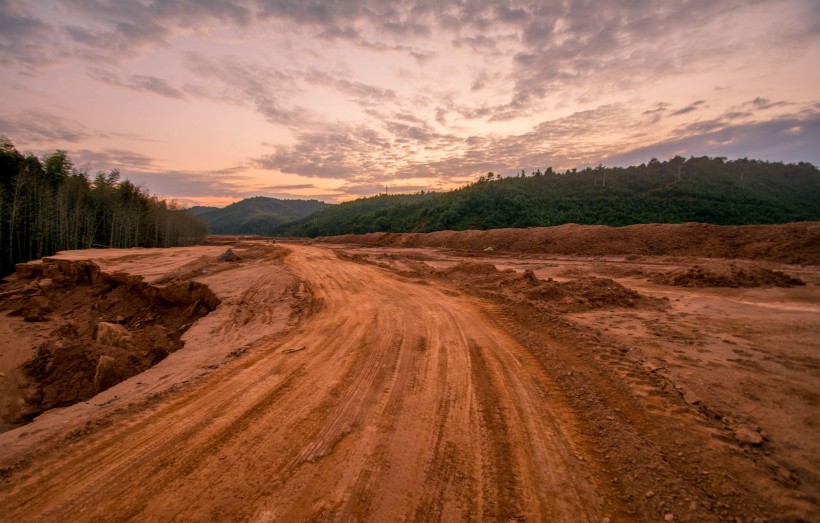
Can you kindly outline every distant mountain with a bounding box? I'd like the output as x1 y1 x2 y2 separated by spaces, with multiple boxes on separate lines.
188 206 219 216
274 157 820 237
196 197 330 235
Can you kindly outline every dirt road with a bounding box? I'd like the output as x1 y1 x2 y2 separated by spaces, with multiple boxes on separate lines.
1 242 817 521
0 245 610 521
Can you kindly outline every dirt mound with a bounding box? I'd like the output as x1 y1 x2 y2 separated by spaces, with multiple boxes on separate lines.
1 258 221 425
441 261 509 278
436 263 655 312
318 222 820 264
652 264 805 288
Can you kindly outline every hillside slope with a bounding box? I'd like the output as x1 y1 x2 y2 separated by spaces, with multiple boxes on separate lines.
196 197 329 235
277 157 820 236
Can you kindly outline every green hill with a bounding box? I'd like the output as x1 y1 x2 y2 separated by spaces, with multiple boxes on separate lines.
197 197 329 235
275 157 820 237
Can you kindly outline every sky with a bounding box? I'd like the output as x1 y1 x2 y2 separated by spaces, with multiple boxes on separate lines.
1 1 819 207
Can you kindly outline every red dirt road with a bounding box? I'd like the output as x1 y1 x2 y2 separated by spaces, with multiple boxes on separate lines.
1 240 818 521
0 245 603 521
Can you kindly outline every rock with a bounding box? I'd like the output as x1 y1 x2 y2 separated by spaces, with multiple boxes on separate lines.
147 346 169 365
218 249 239 262
96 322 133 349
735 426 764 446
776 466 793 481
30 295 53 313
93 355 120 393
15 263 40 279
36 278 54 291
664 514 674 522
645 491 655 498
675 383 702 405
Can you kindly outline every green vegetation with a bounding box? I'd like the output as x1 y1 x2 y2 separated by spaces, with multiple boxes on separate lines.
276 157 820 237
0 137 206 277
192 196 329 235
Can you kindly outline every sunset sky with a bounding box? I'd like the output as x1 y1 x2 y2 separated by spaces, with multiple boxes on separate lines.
1 1 819 206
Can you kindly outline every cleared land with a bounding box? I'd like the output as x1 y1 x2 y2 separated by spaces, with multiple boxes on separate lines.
0 224 818 521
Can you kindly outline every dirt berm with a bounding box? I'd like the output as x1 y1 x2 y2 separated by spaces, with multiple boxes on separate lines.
318 222 820 264
1 256 220 425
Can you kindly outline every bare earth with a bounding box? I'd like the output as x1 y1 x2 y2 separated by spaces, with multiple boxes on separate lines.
0 226 818 522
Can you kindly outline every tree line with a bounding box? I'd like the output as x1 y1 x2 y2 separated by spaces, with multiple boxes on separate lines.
276 156 820 237
0 137 206 276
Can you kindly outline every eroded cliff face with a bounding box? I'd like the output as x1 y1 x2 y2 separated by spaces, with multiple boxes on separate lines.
1 257 220 426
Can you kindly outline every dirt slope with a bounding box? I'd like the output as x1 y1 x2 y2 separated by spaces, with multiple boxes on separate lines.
319 221 820 264
0 240 817 521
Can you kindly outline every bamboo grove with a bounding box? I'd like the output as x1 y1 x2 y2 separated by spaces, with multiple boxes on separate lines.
0 137 206 276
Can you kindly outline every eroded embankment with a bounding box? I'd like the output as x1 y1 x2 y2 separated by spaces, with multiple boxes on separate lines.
0 257 220 426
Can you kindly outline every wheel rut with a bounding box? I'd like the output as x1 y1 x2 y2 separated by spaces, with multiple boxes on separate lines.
0 245 614 522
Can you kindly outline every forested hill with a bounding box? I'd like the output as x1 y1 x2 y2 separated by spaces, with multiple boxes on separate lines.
192 197 329 235
0 137 206 277
275 157 820 237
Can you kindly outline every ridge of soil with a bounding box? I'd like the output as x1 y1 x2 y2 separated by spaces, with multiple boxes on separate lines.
651 263 805 288
318 221 820 264
0 257 221 426
437 261 662 312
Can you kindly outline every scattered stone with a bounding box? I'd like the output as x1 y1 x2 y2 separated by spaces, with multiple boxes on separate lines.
30 296 53 313
96 322 133 349
735 426 764 446
776 466 793 481
14 263 40 279
664 513 674 522
218 249 240 262
147 346 169 365
93 355 120 393
645 491 655 498
673 382 702 405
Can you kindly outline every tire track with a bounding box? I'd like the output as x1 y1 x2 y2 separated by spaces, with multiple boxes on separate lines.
0 245 610 522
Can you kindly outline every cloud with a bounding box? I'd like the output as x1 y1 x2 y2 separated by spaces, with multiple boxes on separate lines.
2 0 254 69
182 52 308 126
70 148 157 172
604 109 820 167
303 70 397 104
0 1 56 67
257 183 316 191
0 110 98 145
254 123 393 179
670 100 706 116
741 97 788 111
89 68 185 99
